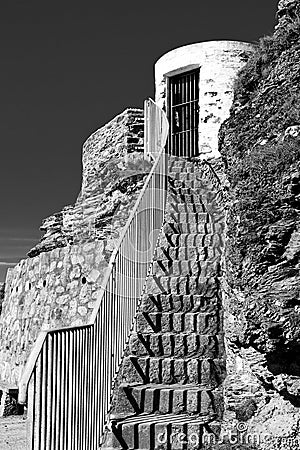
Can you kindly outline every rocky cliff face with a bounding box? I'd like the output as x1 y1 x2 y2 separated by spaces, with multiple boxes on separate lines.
219 1 300 447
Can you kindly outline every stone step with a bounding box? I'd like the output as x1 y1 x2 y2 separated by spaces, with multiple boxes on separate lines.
135 311 222 334
140 293 221 314
170 172 203 182
102 415 220 450
152 259 220 277
121 356 226 386
169 162 198 173
168 192 205 205
145 275 219 296
166 202 205 214
158 232 224 249
111 383 220 419
165 212 211 224
169 178 213 190
162 221 216 235
169 186 198 196
155 245 219 261
128 333 224 358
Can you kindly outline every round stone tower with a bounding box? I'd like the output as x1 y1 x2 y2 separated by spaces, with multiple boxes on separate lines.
155 40 255 158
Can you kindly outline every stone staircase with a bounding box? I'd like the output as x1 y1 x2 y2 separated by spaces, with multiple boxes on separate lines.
102 157 225 449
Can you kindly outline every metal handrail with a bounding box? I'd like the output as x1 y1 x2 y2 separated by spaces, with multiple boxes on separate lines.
18 99 168 450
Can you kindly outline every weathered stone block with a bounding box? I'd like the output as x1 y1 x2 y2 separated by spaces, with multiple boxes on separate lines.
138 423 151 450
171 424 185 450
160 388 171 414
144 387 155 413
165 212 210 224
150 334 162 356
200 390 214 416
173 312 183 332
196 312 220 334
121 423 135 449
161 358 173 384
187 359 200 384
174 334 185 357
187 390 200 414
161 334 172 356
173 359 186 383
129 334 148 356
173 390 185 413
185 313 196 332
149 358 160 383
121 357 147 384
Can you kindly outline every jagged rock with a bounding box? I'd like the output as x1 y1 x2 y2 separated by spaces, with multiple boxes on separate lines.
28 108 148 258
218 0 300 445
0 283 4 316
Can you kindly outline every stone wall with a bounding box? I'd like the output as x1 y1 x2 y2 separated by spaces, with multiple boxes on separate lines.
0 108 150 387
155 41 255 158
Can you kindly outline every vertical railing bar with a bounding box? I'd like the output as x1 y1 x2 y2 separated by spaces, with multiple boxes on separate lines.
33 356 42 450
77 328 83 450
94 314 100 449
45 334 52 450
67 330 73 450
39 340 47 447
59 332 65 450
73 330 79 450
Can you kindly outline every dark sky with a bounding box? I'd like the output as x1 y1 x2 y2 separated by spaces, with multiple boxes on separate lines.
0 0 278 281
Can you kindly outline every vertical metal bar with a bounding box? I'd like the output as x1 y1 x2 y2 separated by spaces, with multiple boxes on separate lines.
59 332 65 450
33 356 42 450
64 332 70 450
46 334 53 450
50 333 56 449
94 315 100 449
26 377 35 450
195 70 198 157
78 328 83 450
183 74 186 157
73 330 79 450
40 344 46 448
67 331 73 450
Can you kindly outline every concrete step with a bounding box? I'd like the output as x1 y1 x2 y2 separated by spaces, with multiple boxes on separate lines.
111 383 220 419
140 293 221 314
162 221 216 235
145 275 219 296
170 172 204 182
135 311 222 334
168 186 198 196
165 212 211 224
166 202 204 214
168 192 205 205
169 162 198 172
169 178 214 190
121 356 226 386
155 245 220 261
128 333 224 358
152 259 220 277
102 415 221 449
158 231 224 249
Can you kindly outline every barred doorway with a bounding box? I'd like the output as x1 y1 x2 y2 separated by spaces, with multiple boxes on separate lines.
167 68 199 157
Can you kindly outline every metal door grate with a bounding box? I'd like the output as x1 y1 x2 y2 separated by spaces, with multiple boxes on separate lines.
168 69 199 158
